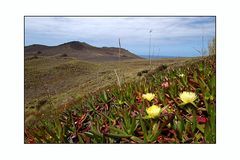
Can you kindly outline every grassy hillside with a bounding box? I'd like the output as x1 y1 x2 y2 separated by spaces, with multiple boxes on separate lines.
24 55 216 143
24 56 189 121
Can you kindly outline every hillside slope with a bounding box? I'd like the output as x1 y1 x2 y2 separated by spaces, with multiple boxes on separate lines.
25 55 216 144
24 56 189 116
24 41 141 61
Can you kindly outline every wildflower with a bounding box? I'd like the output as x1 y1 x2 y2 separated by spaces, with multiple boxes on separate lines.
142 93 155 102
161 81 169 89
179 73 185 77
146 105 161 119
179 91 197 104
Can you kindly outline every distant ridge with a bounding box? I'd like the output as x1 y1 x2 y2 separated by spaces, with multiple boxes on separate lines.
25 41 142 61
24 44 51 52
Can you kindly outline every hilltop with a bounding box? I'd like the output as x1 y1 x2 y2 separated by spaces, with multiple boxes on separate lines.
24 41 141 61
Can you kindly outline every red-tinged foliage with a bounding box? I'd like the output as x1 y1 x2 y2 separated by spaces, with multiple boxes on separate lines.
136 95 142 104
25 55 216 144
28 138 36 144
101 122 110 134
197 116 208 124
104 103 109 111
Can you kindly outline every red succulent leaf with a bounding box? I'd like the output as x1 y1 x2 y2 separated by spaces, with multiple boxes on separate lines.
117 121 123 129
101 122 110 134
104 104 109 111
74 114 88 130
29 138 35 144
197 116 208 124
157 136 163 143
136 96 142 104
188 78 199 87
95 105 101 112
131 110 138 117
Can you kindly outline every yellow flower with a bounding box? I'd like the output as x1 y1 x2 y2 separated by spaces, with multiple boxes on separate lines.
142 93 155 101
146 105 161 119
179 73 185 77
118 100 124 105
179 91 197 104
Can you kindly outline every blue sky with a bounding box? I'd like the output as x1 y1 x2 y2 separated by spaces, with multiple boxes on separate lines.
25 16 215 57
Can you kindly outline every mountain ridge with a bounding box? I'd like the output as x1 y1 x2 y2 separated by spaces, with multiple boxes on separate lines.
24 41 141 61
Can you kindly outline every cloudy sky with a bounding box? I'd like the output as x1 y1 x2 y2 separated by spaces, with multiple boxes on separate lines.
25 16 215 57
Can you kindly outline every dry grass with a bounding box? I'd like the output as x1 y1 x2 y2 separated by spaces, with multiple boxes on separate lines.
24 56 191 120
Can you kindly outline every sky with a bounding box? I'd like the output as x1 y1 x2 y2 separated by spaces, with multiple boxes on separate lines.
25 16 216 57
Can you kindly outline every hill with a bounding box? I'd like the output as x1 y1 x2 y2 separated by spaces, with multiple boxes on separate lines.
24 56 189 117
24 41 141 61
24 44 51 52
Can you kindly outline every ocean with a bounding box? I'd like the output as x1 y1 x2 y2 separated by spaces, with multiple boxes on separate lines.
139 55 179 59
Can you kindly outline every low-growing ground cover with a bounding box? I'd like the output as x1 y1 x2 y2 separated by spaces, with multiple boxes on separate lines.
25 55 216 144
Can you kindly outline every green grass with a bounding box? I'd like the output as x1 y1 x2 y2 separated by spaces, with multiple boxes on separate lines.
24 55 215 143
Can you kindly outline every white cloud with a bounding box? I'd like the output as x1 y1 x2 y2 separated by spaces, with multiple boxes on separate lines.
25 16 215 56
